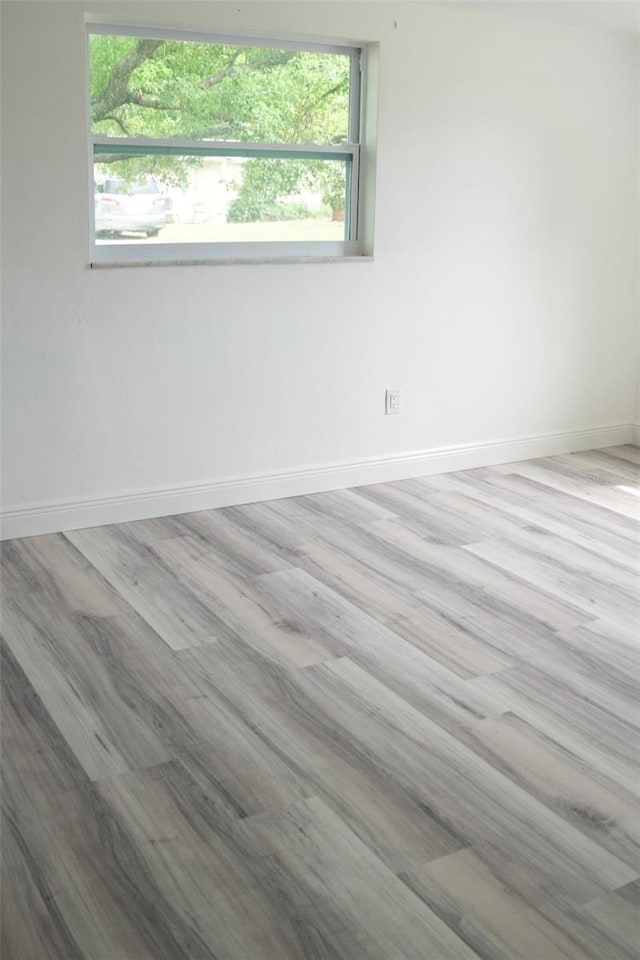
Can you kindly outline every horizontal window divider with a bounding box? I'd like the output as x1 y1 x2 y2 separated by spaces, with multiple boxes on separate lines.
87 21 359 58
91 138 357 162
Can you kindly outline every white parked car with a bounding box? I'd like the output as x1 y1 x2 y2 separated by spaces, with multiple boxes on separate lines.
94 178 170 238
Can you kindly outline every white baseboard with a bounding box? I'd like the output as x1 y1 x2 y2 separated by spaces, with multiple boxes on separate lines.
630 422 640 447
1 422 633 541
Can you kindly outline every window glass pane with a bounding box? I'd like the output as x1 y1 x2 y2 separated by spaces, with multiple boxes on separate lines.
93 153 348 243
89 34 351 145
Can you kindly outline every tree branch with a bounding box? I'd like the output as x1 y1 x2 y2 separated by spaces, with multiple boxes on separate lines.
129 90 172 110
201 49 296 88
100 114 132 136
294 79 346 140
202 50 241 88
91 38 164 123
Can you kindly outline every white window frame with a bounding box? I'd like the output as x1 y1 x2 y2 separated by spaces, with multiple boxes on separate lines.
87 23 366 264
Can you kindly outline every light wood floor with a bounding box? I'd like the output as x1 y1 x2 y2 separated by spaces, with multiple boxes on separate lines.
2 447 639 960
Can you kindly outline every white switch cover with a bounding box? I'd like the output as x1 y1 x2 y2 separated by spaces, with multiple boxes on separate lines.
385 389 400 415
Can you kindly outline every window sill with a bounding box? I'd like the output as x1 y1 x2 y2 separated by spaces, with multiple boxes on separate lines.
89 255 374 268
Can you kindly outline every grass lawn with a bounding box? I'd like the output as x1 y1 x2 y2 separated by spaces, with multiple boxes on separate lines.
98 219 345 244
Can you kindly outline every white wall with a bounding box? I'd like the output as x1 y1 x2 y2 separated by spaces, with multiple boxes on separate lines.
2 1 638 535
636 34 640 437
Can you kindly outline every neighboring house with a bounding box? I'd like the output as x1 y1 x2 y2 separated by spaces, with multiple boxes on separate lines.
168 156 242 224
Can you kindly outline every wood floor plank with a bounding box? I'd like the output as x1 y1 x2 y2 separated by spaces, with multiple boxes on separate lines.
613 878 640 906
578 886 640 958
517 893 640 960
1 595 179 780
236 795 482 960
0 533 121 619
351 480 528 546
95 761 266 900
496 455 640 518
432 488 640 570
178 637 468 873
599 444 640 467
400 849 628 960
259 487 399 547
242 483 603 648
469 651 639 769
254 566 499 728
467 669 640 797
285 658 636 907
297 545 516 678
465 536 639 630
173 505 298 575
497 617 640 717
462 712 640 871
1 805 85 960
157 533 338 667
175 732 313 819
408 466 639 554
2 600 140 780
6 780 219 960
255 495 594 641
94 763 349 959
555 449 640 482
366 519 596 632
66 525 235 650
510 626 640 727
0 640 92 815
2 445 638 959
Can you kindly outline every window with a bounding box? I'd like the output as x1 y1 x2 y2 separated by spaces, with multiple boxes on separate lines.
87 24 367 263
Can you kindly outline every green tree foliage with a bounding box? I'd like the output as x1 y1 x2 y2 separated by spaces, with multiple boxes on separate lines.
90 35 350 213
